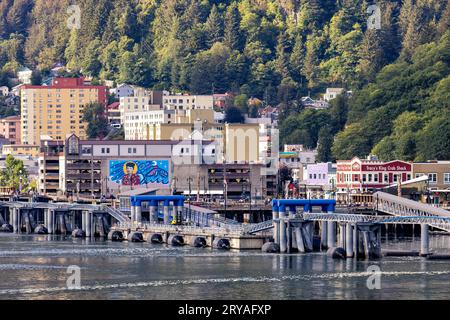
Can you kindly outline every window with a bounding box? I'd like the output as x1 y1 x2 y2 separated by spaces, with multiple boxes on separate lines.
128 147 137 154
101 148 110 154
384 174 389 183
393 174 398 183
362 174 367 182
368 174 372 182
444 173 450 184
428 173 437 184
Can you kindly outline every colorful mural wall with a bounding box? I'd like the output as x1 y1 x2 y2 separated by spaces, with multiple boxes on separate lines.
109 160 170 187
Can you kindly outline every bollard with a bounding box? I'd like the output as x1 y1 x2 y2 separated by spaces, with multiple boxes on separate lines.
346 224 354 258
420 224 430 257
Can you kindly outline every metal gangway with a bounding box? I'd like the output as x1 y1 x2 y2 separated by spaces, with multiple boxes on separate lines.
103 205 131 224
373 192 450 232
244 193 450 234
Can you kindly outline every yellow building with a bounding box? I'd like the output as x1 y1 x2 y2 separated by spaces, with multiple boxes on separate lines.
2 144 40 157
21 78 107 145
144 122 260 163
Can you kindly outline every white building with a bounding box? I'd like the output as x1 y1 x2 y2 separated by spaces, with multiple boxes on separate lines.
323 88 344 102
17 67 33 85
111 84 135 99
119 88 163 124
0 86 9 96
124 107 175 140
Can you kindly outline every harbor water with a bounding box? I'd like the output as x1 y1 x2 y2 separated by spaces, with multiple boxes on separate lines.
1 232 450 300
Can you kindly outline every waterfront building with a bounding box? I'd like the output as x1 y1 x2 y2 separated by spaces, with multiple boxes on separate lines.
38 137 65 195
336 156 413 202
0 115 21 145
303 162 337 199
279 145 317 181
413 161 450 207
20 77 107 145
37 134 270 200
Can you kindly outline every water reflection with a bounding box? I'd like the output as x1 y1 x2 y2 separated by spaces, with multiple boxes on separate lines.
0 234 450 299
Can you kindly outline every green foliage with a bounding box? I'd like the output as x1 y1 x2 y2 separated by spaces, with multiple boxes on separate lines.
0 154 28 191
0 0 448 162
234 94 248 113
224 106 244 124
317 126 334 162
82 102 109 139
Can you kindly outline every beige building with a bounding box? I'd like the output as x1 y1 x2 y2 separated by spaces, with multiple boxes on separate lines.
142 122 260 163
163 92 213 110
2 144 39 157
413 161 450 190
0 115 21 145
21 78 107 145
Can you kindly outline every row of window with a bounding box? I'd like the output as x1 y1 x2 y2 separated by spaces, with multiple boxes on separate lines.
416 173 450 184
309 173 327 180
338 173 450 184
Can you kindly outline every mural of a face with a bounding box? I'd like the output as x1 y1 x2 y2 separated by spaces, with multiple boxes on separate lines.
125 163 135 175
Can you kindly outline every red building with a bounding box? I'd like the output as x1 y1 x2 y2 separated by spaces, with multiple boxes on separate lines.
337 157 412 192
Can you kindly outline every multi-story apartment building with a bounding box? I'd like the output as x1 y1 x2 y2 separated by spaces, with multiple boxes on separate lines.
162 92 214 110
55 134 269 200
119 89 163 123
38 138 65 195
20 78 107 145
124 108 216 140
0 115 21 145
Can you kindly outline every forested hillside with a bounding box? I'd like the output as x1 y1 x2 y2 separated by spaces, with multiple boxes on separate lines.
0 0 449 160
